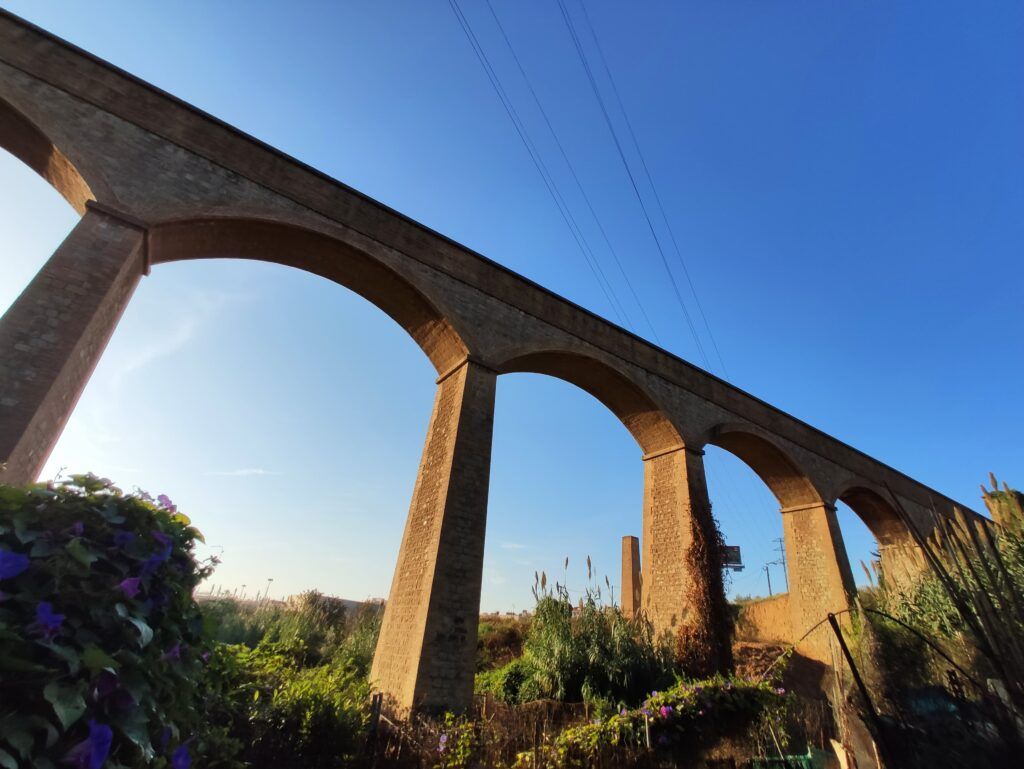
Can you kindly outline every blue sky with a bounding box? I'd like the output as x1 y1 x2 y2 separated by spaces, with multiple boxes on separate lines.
1 1 1021 610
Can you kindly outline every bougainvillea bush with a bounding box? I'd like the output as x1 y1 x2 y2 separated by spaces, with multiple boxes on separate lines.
0 475 237 769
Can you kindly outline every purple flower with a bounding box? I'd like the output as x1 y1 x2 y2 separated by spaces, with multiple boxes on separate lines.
64 720 112 769
201 650 211 663
438 733 448 753
0 549 30 580
162 643 182 662
69 521 85 537
112 530 135 548
157 494 176 513
619 708 628 717
112 689 136 710
118 577 141 599
659 705 673 718
93 670 118 698
651 691 659 697
34 602 65 639
641 708 651 717
152 530 172 547
171 743 191 769
141 545 172 577
775 687 786 696
156 727 172 753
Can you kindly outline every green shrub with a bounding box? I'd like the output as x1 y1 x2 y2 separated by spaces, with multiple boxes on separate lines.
333 602 383 677
203 594 382 676
476 615 528 671
0 475 238 768
518 589 675 706
475 657 541 704
434 713 477 769
513 676 789 768
207 639 370 769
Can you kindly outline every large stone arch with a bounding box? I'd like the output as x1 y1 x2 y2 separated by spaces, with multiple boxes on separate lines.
0 94 94 213
832 480 925 588
148 217 469 375
706 423 823 509
495 348 732 674
833 481 904 547
496 349 684 455
704 423 854 660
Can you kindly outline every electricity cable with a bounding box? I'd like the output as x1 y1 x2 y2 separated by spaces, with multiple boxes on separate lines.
448 0 633 328
576 0 730 378
557 1 775 583
555 0 710 369
484 0 660 343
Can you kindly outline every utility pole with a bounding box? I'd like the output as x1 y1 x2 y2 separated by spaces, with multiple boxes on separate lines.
773 537 789 592
763 563 774 596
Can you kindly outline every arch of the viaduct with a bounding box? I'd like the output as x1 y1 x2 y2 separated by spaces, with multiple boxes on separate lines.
148 217 469 374
0 9 985 714
0 93 94 212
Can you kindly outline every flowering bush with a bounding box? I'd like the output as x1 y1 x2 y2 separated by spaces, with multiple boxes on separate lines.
433 713 476 769
511 676 789 768
0 475 235 768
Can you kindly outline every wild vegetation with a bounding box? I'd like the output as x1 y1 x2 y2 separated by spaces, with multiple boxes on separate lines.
5 473 1024 767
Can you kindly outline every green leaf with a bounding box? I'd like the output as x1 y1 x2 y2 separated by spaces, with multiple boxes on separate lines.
65 538 98 567
30 538 56 557
3 728 30 759
0 653 48 673
0 748 17 769
43 681 86 729
12 517 38 544
83 646 119 673
43 642 81 675
125 616 153 647
101 501 125 524
111 709 154 760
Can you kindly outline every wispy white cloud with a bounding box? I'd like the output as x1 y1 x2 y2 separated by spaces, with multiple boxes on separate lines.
484 568 507 586
111 289 250 387
500 542 527 550
204 468 283 477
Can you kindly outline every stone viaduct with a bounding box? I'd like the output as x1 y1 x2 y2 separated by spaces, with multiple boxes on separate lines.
0 11 980 714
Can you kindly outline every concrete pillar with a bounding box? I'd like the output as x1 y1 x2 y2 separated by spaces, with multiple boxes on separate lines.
0 205 145 485
621 534 641 618
641 445 732 675
781 501 856 662
370 358 496 714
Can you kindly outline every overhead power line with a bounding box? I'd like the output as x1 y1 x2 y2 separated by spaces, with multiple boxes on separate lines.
483 0 661 343
448 0 634 329
559 3 776 558
555 0 710 370
575 0 730 378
